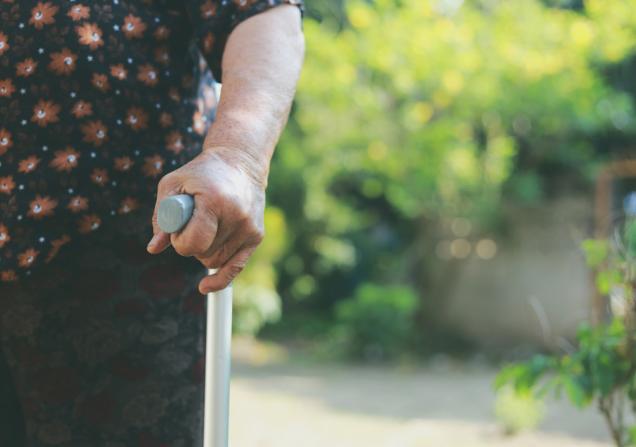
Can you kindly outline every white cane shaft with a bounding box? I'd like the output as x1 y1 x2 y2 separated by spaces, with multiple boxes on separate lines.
203 283 233 447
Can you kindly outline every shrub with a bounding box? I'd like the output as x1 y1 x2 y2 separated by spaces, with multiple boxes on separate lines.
233 207 287 336
494 386 545 435
334 283 418 360
496 215 636 446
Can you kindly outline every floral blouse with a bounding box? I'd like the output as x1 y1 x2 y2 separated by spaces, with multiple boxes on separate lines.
0 0 303 283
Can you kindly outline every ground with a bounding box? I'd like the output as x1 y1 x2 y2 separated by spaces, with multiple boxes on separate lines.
228 339 613 447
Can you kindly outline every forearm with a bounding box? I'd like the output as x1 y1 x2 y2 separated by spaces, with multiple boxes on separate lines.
202 4 305 187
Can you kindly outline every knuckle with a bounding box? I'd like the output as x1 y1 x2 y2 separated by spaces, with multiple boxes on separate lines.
237 207 251 220
241 218 261 236
253 229 265 244
232 213 251 230
157 173 176 193
157 176 169 191
172 238 194 257
180 227 208 256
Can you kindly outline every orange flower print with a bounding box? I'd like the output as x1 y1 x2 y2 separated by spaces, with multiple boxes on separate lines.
27 195 58 219
0 79 15 97
168 88 180 102
16 58 38 77
46 234 71 262
31 100 60 127
137 64 159 86
166 131 184 154
193 111 207 135
0 32 9 56
48 48 77 75
125 107 148 131
78 214 101 234
0 223 10 248
76 23 103 50
0 176 15 195
233 0 257 11
29 2 58 29
67 4 89 21
90 168 109 186
0 270 17 282
67 195 88 213
118 197 138 214
159 112 173 128
110 64 128 80
50 147 80 172
154 26 170 40
114 156 134 172
154 47 170 65
142 155 164 177
122 14 147 39
0 128 12 155
71 100 92 118
202 33 215 54
81 120 108 146
18 156 40 173
18 248 39 268
91 73 110 92
201 0 217 18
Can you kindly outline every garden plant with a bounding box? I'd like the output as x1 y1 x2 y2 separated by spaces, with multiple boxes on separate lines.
496 200 636 446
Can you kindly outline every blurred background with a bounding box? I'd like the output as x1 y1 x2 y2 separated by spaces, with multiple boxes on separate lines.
227 0 636 445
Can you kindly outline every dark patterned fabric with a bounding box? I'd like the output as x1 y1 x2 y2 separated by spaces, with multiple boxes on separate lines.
0 207 209 446
0 0 304 444
0 0 303 283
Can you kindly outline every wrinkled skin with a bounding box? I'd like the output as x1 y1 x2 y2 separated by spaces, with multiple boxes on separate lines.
147 149 265 294
146 4 304 294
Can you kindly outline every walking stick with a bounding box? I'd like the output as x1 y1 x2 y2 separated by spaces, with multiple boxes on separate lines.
158 194 232 447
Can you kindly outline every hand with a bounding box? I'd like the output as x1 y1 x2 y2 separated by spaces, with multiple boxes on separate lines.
147 149 266 294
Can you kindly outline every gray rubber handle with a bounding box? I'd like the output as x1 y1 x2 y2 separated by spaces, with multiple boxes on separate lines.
158 194 194 233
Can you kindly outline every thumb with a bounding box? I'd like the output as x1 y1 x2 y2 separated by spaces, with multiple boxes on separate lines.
147 231 171 254
148 194 172 254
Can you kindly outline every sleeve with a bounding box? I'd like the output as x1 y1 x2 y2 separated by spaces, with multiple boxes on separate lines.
185 0 304 82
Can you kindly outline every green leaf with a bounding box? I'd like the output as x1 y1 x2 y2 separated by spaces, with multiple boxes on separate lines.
629 425 636 445
561 376 590 408
626 219 636 258
581 239 609 268
595 269 622 295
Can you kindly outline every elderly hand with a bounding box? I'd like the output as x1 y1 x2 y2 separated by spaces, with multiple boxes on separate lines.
146 3 303 294
147 149 265 294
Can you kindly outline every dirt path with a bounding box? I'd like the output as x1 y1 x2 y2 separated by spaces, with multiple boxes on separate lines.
228 341 612 447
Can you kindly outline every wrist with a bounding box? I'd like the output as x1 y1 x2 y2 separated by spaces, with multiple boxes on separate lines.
202 109 277 188
201 143 271 190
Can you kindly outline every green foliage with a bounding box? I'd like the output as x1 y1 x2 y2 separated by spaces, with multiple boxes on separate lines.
261 0 636 346
284 0 636 229
334 283 418 360
582 239 609 268
233 207 287 335
494 387 545 435
238 0 636 358
627 220 636 259
497 321 630 406
496 217 636 445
